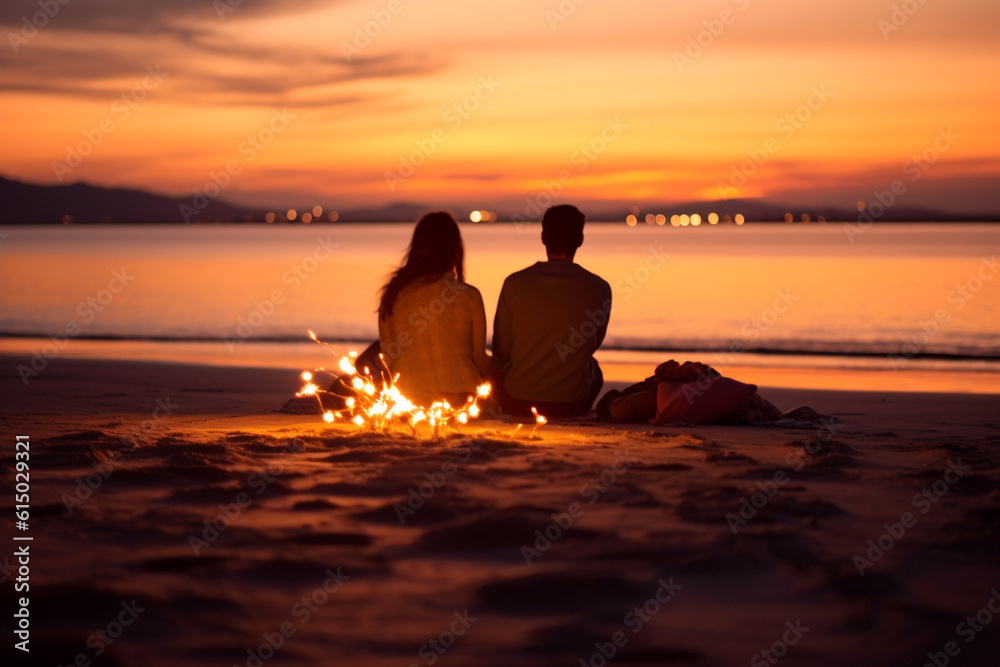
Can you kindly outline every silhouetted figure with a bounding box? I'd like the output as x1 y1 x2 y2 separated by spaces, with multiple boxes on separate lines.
376 212 491 406
493 205 612 418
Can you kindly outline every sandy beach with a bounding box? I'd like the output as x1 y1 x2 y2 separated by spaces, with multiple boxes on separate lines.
2 354 999 666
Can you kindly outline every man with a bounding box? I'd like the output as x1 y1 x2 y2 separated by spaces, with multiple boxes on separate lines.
492 204 612 418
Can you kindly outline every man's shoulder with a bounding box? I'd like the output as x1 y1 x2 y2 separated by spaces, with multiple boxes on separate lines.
573 263 611 290
500 263 544 289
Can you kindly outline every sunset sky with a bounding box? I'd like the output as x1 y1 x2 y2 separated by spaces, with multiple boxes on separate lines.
2 0 998 214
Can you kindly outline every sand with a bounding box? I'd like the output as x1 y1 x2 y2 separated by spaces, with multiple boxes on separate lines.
2 354 999 666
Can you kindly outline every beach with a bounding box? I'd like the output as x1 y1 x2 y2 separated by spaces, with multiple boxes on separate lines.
3 354 998 666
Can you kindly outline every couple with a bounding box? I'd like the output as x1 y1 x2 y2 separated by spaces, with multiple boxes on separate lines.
374 204 611 420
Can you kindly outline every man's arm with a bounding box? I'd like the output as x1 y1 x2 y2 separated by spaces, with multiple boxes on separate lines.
593 281 613 349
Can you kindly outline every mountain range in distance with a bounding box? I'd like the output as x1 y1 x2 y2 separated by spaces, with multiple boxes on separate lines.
1 175 997 224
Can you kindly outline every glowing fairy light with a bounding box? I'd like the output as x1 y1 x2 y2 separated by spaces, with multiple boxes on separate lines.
530 406 548 437
298 330 494 435
339 356 356 375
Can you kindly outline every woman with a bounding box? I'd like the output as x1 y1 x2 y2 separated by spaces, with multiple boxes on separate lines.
376 212 491 406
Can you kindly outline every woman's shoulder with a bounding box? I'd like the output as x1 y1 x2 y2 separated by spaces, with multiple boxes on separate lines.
445 277 483 301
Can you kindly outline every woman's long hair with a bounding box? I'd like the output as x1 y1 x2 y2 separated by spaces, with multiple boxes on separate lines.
378 212 465 319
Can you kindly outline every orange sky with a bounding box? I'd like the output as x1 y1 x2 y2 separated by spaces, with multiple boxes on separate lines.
1 0 998 213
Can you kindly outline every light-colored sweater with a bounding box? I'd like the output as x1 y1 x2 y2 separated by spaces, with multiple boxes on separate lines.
493 261 612 403
378 275 490 405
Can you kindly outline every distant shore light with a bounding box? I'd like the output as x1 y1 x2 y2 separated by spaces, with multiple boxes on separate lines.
629 205 640 215
670 215 680 227
801 213 811 223
302 212 313 223
680 214 690 227
328 211 339 222
470 210 483 223
626 214 637 226
735 214 745 225
287 209 297 221
691 214 702 226
265 212 276 223
645 214 655 225
708 212 719 225
312 205 323 218
784 212 794 223
655 214 666 225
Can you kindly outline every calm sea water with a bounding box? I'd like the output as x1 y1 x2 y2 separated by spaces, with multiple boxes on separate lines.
2 222 998 392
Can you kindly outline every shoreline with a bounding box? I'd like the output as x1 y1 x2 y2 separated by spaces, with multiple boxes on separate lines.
3 339 999 396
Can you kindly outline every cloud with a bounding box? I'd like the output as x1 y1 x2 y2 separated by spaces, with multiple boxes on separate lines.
0 2 446 107
0 0 339 33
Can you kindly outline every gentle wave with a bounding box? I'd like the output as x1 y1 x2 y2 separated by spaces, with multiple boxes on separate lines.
2 331 997 362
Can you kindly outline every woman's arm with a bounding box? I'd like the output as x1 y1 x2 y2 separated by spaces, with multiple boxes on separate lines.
469 287 492 378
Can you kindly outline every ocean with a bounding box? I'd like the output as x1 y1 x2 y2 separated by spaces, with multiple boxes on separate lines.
1 222 998 393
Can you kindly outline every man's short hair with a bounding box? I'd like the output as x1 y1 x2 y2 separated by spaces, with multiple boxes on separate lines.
541 205 585 255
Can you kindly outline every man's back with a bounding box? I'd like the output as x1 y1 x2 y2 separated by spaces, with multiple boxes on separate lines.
493 260 612 404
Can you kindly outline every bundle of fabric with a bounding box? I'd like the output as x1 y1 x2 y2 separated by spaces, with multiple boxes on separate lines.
596 359 783 425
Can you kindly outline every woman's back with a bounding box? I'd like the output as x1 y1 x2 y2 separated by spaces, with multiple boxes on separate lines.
378 275 488 406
